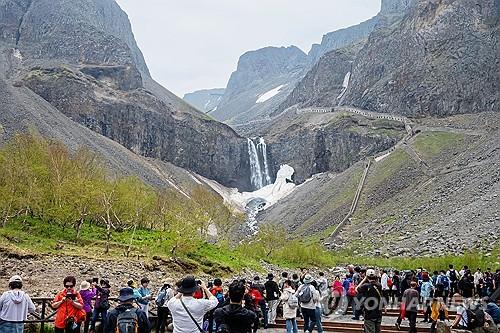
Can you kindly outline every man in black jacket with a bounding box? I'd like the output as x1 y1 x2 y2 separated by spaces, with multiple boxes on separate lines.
214 281 257 333
106 288 151 333
264 273 280 325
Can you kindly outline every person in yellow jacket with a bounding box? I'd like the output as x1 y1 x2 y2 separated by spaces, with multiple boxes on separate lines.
430 297 449 333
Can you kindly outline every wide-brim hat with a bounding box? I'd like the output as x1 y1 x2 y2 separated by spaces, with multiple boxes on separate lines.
178 276 198 294
9 275 22 283
303 274 313 284
118 287 136 302
80 281 91 290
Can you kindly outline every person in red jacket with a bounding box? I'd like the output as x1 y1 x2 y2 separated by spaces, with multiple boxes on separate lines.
51 276 84 333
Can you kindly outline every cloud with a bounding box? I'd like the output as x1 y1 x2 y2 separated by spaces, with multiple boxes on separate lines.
115 0 380 97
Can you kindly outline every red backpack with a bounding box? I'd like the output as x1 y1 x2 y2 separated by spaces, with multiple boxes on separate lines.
388 278 394 288
347 282 357 297
249 289 264 306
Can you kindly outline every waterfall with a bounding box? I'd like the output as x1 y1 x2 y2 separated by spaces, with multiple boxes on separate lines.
247 137 272 190
247 138 263 189
257 137 272 185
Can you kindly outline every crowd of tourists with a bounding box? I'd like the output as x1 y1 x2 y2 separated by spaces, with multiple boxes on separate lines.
0 264 499 333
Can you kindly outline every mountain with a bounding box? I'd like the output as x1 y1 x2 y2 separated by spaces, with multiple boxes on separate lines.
307 16 378 66
254 0 500 257
343 0 499 116
211 46 307 124
183 88 225 113
207 0 416 127
0 0 254 191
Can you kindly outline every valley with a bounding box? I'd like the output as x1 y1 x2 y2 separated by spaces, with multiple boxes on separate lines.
0 0 498 275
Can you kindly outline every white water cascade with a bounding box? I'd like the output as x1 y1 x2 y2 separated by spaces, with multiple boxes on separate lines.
247 137 272 190
257 137 272 185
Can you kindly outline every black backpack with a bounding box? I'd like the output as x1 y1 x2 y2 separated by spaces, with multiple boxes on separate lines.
449 270 457 282
116 308 139 333
466 308 485 330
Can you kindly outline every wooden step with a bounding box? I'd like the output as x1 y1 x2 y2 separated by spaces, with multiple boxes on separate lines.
271 322 425 333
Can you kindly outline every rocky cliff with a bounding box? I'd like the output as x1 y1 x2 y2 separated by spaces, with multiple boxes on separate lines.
0 0 253 190
257 112 405 183
275 42 364 115
211 46 307 124
343 0 499 117
307 16 378 65
183 88 225 113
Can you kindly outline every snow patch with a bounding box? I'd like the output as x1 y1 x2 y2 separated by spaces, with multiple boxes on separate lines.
256 85 285 103
336 72 351 100
13 49 23 60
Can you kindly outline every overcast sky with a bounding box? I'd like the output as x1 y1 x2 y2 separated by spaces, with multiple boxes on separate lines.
115 0 380 97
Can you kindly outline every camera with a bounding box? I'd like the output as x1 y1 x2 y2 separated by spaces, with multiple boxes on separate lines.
66 293 76 300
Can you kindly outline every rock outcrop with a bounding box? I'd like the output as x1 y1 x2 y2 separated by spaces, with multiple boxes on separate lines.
0 0 254 190
260 112 405 183
275 42 364 114
343 0 499 117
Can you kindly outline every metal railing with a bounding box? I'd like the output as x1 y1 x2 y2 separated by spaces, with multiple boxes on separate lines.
27 297 158 333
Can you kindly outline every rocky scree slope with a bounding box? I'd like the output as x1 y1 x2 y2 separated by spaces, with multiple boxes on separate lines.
0 0 254 190
259 113 500 257
343 0 499 117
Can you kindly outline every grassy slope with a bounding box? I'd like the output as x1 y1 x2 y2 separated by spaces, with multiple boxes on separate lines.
0 217 261 274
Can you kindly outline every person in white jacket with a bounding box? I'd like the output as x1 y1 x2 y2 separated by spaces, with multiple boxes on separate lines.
0 275 36 333
280 280 298 333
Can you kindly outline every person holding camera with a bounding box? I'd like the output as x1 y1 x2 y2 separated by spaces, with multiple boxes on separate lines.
167 276 218 333
51 276 84 333
0 275 36 333
90 279 111 333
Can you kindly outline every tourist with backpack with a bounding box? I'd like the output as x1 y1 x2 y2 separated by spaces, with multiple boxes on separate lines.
0 275 36 333
435 271 450 304
295 274 319 333
458 271 475 298
51 276 85 333
91 279 111 332
281 280 299 333
156 279 174 333
105 287 151 333
452 299 471 329
356 269 383 333
265 273 281 325
214 280 257 333
167 276 218 333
